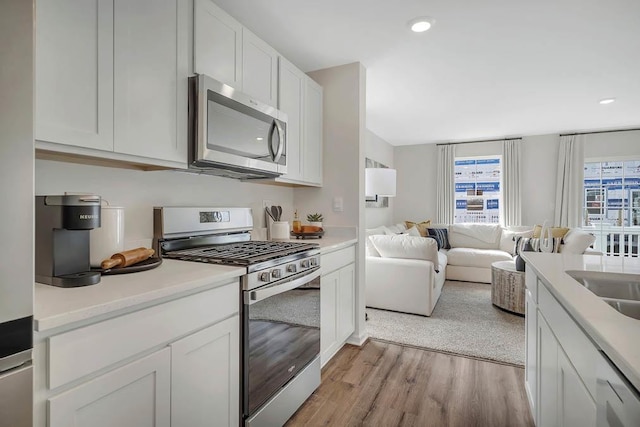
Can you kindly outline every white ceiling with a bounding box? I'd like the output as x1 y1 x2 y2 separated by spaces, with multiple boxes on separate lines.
213 0 640 146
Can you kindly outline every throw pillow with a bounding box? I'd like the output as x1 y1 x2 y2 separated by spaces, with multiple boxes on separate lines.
532 224 570 239
500 229 533 255
404 220 431 237
365 227 386 257
560 228 596 254
427 228 451 249
369 235 440 272
406 226 421 237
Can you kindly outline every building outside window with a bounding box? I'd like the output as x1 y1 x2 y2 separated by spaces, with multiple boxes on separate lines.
454 156 502 224
583 159 640 257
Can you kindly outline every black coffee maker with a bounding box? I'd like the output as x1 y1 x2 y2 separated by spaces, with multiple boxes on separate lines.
35 195 102 287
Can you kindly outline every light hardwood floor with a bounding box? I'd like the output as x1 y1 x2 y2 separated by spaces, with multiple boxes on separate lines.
286 340 534 427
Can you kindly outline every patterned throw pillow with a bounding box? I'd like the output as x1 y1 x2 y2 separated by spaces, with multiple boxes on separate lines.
532 225 570 239
427 228 451 249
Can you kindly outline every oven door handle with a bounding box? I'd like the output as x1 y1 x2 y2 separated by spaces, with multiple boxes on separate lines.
247 268 320 305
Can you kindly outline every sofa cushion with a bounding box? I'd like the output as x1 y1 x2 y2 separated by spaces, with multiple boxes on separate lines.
406 226 422 237
500 229 534 255
448 223 502 249
404 220 431 237
427 228 451 249
560 228 596 254
369 235 440 271
446 247 513 268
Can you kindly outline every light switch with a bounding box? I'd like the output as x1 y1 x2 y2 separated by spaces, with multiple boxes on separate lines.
333 197 343 212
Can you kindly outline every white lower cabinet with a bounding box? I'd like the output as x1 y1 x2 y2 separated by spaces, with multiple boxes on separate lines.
537 313 558 427
171 316 239 427
526 269 599 427
320 245 356 366
48 348 171 427
35 282 240 427
557 348 597 427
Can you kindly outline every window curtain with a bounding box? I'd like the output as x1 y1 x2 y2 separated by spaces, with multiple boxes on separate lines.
554 134 585 227
502 139 522 227
436 144 455 224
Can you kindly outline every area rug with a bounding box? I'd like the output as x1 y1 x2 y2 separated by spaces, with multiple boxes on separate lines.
366 281 525 366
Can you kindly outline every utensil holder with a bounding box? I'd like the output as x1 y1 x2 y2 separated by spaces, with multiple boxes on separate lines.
270 221 290 240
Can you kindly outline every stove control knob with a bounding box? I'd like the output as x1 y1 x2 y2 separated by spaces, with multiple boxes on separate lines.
287 264 297 273
259 272 270 282
310 258 318 267
271 269 282 279
301 259 310 268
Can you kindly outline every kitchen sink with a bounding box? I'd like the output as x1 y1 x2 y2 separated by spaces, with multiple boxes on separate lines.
566 270 640 301
603 299 640 320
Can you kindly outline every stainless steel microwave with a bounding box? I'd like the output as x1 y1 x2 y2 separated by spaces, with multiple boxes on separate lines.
189 74 287 179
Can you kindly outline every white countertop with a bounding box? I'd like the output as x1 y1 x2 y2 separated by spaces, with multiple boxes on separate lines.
34 236 357 333
521 252 640 390
34 259 244 333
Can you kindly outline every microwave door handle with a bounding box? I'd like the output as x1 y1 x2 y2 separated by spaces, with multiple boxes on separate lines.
273 120 285 163
246 268 320 305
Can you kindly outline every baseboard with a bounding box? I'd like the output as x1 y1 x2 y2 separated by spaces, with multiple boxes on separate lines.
346 332 368 347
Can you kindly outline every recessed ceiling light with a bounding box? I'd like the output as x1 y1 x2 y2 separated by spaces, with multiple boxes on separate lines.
599 98 616 105
409 17 434 33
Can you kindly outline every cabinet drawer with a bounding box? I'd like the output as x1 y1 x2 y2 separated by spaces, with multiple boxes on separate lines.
48 281 238 389
538 282 599 398
321 246 355 275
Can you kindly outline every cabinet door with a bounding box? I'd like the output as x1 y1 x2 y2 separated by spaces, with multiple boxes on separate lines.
558 348 597 427
171 316 239 427
303 77 323 185
321 270 339 365
49 348 170 427
194 0 242 89
525 288 537 422
538 313 558 427
277 57 305 182
337 264 355 343
113 0 188 163
35 0 114 151
242 29 278 106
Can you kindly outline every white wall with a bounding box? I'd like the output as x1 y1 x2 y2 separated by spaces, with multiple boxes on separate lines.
365 129 395 228
393 143 438 224
393 130 640 227
35 160 294 247
295 62 368 345
0 0 34 321
584 129 640 160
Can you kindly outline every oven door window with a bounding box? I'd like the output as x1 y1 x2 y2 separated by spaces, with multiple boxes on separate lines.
245 275 320 416
207 91 285 165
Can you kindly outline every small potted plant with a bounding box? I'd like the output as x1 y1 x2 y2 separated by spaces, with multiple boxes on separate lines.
307 213 323 228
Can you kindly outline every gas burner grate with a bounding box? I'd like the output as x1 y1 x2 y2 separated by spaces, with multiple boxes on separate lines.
163 240 319 266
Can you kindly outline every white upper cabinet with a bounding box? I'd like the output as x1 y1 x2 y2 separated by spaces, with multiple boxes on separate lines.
242 28 278 106
276 58 324 187
35 0 188 167
113 0 188 163
193 0 242 89
36 0 114 151
303 77 323 186
277 56 305 182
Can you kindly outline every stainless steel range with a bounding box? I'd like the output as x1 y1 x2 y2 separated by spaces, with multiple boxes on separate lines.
154 207 321 427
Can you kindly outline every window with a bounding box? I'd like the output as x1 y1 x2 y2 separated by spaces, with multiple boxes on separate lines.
583 159 640 257
454 156 502 224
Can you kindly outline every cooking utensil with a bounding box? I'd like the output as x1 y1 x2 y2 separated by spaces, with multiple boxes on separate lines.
265 206 276 222
270 205 281 222
276 206 283 221
100 247 155 270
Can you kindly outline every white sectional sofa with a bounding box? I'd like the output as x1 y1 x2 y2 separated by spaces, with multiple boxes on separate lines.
365 222 597 316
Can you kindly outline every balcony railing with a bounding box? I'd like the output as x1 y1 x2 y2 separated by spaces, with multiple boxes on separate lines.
582 225 640 257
